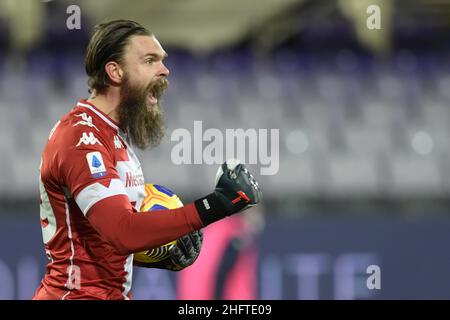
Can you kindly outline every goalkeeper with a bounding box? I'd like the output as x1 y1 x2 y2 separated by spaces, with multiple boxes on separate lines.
33 19 261 300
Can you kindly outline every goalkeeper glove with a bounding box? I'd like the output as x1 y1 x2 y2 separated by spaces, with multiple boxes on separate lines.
194 160 262 226
157 230 203 271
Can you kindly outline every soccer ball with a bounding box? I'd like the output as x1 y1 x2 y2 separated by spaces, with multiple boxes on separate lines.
133 183 182 264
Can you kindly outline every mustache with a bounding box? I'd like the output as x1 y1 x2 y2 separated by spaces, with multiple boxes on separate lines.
149 78 169 100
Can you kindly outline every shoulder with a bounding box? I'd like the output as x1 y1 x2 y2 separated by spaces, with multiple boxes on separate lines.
40 105 119 183
49 106 114 152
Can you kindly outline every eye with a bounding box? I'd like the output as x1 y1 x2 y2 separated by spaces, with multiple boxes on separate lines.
145 58 154 64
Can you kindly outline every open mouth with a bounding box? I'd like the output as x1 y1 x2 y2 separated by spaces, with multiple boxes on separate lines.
147 88 158 106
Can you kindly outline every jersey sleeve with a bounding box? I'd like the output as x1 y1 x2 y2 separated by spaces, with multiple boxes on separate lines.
86 194 204 254
55 128 128 215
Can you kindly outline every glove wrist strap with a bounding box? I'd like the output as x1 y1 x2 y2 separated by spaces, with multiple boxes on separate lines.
194 193 229 226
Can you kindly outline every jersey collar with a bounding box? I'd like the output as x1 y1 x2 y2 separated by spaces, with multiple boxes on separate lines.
76 99 126 134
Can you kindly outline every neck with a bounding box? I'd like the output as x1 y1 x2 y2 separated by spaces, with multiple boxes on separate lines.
87 88 121 123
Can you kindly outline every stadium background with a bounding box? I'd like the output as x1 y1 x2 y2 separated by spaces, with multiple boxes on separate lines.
1 0 450 299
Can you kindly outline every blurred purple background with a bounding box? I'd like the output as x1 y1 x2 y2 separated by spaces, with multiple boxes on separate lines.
1 0 450 299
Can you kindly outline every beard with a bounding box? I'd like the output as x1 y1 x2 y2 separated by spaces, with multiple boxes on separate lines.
118 73 168 150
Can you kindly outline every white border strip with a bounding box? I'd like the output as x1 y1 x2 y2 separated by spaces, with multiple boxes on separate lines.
75 179 128 216
122 254 133 300
77 102 119 132
61 201 76 300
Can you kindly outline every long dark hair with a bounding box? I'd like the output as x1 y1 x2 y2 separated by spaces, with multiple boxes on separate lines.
84 19 150 93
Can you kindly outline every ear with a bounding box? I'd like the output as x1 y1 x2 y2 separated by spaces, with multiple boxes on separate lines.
104 61 124 85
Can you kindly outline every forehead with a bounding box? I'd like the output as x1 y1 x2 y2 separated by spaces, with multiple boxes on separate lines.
125 35 166 58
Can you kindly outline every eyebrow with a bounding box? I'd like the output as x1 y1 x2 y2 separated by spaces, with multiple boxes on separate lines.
143 52 168 60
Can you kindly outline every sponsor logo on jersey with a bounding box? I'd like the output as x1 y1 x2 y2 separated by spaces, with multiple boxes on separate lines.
114 135 124 149
76 132 103 147
73 113 99 131
86 151 107 178
125 172 144 187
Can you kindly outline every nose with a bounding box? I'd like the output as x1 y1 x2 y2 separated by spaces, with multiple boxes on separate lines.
159 62 170 77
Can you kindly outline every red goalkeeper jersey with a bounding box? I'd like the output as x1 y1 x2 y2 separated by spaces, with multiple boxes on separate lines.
33 99 203 300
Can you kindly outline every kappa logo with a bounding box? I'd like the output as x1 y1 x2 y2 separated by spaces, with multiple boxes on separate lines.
114 135 124 149
76 132 103 147
73 113 99 131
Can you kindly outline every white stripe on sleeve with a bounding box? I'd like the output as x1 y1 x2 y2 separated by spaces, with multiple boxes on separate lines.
75 179 128 216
